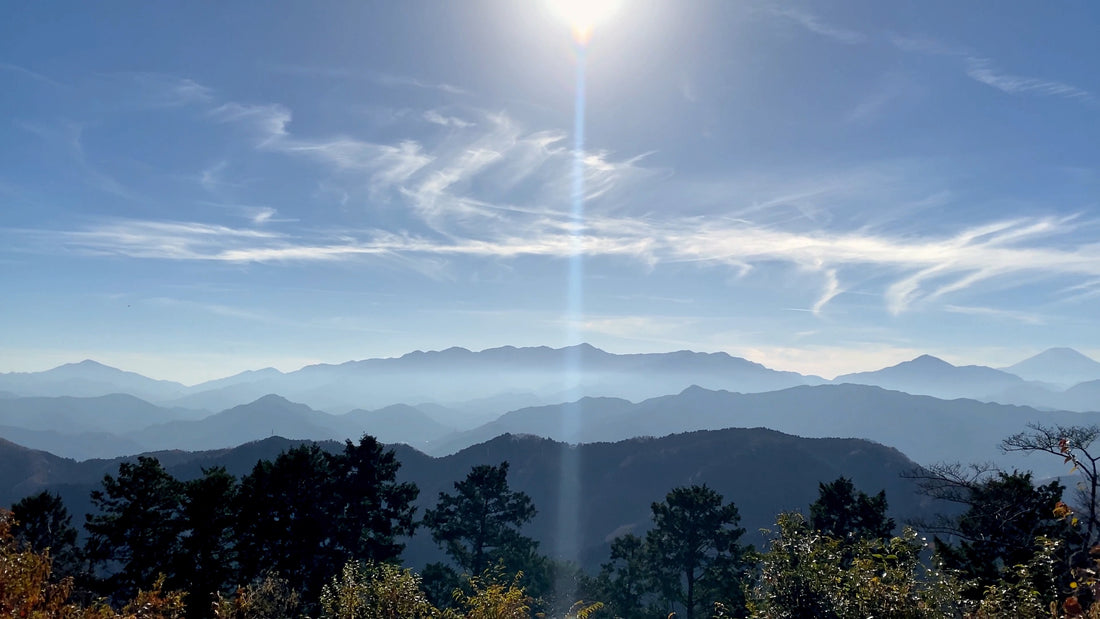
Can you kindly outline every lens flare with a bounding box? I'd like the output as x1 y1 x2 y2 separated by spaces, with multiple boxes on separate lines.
548 0 622 44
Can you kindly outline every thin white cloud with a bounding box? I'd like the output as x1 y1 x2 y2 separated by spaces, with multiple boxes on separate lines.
0 62 63 88
888 35 1092 103
15 75 1099 320
424 110 475 128
375 73 469 96
965 57 1092 101
770 7 865 44
943 304 1046 326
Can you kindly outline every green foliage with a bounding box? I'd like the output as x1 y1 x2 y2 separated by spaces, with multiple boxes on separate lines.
319 560 436 619
449 570 533 619
234 437 421 608
808 477 894 541
646 485 752 619
213 572 301 619
423 462 538 577
589 533 659 618
924 469 1079 600
750 512 962 619
84 456 186 601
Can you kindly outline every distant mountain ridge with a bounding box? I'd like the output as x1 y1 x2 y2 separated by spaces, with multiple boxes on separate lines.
429 383 1100 478
1002 347 1100 387
2 344 829 415
0 428 937 569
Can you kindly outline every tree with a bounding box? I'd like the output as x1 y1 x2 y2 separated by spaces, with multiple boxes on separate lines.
808 477 895 542
235 444 341 604
422 462 537 577
179 466 240 619
908 463 1079 600
10 490 83 580
591 533 655 619
751 512 963 619
84 456 185 601
645 485 751 619
1003 423 1100 548
330 435 420 563
318 560 436 619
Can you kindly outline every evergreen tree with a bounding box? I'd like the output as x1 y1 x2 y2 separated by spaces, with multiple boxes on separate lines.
330 435 420 563
10 490 82 581
645 485 750 619
179 466 239 619
84 456 185 601
593 533 653 619
422 461 537 576
808 477 895 541
235 444 341 604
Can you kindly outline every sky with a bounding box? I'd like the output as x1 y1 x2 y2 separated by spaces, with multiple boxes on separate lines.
1 1 1098 384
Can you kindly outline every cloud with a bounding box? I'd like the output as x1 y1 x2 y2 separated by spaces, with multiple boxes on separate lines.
943 304 1046 325
0 62 63 88
424 110 475 128
888 35 1092 102
769 7 865 44
964 57 1092 101
14 75 1100 320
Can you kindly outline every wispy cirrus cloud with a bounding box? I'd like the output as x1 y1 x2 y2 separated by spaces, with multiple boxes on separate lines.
12 74 1098 319
888 34 1093 102
964 57 1092 101
943 304 1046 325
0 62 63 88
768 7 865 44
24 208 1100 319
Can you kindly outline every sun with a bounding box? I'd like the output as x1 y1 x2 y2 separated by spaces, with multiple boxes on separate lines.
547 0 622 44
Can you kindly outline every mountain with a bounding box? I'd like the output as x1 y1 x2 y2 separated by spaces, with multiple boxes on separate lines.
1003 348 1100 387
0 360 187 402
1058 379 1100 412
162 344 821 414
338 404 455 446
0 429 935 570
428 384 1100 478
833 354 1028 401
0 426 147 460
128 394 346 452
0 393 200 434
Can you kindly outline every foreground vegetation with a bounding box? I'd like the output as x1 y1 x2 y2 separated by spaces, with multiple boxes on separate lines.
5 424 1100 618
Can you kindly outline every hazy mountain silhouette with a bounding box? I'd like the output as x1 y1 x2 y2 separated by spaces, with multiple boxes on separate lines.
0 360 187 402
1002 348 1100 387
833 354 1032 401
0 393 201 434
128 394 346 451
429 384 1100 478
0 428 935 570
156 344 822 414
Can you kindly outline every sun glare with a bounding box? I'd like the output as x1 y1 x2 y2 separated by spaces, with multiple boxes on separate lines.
548 0 622 44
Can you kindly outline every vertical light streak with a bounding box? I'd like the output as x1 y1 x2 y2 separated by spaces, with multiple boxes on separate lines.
555 43 587 578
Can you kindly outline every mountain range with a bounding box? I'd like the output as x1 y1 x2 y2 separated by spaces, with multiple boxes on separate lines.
0 427 937 569
2 345 1097 417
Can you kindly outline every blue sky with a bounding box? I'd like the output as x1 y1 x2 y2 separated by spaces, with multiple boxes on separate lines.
2 1 1098 383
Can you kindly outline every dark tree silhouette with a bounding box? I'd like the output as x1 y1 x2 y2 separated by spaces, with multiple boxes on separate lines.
84 456 185 601
11 490 82 580
179 466 239 619
646 485 750 619
422 461 537 576
330 435 419 562
809 477 895 541
909 464 1080 599
235 444 341 603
